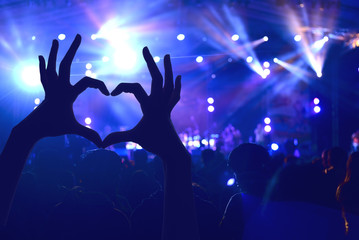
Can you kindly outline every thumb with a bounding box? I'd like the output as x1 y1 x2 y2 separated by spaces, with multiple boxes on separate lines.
72 123 103 148
103 130 134 148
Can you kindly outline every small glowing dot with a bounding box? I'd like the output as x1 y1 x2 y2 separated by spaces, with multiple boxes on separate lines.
196 56 203 63
31 36 36 40
271 143 279 151
102 56 109 62
227 178 235 186
299 3 304 8
228 58 233 63
153 56 160 63
177 34 185 41
211 74 216 79
85 70 92 77
246 56 253 63
207 97 214 104
58 34 66 41
208 105 215 112
317 72 322 78
273 58 279 63
34 98 40 105
86 63 92 70
85 117 92 125
263 36 269 42
264 125 272 133
263 69 271 76
263 61 270 68
264 117 271 124
313 98 320 105
91 34 97 40
294 35 302 42
323 36 329 42
231 34 239 41
201 139 208 146
314 106 321 113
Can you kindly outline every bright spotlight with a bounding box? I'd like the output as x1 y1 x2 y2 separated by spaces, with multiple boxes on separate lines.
113 48 137 71
21 65 41 87
264 125 272 133
263 36 269 42
263 69 271 77
294 35 302 42
316 72 322 78
323 36 329 42
246 56 253 63
177 34 185 41
201 139 209 146
91 34 97 40
208 105 215 112
271 143 279 151
153 56 160 63
227 178 235 186
85 70 92 77
314 106 321 113
231 34 239 41
313 98 320 105
34 98 40 105
273 58 279 63
207 97 214 104
196 56 203 63
58 34 66 41
85 117 92 125
86 63 92 70
263 61 270 68
31 36 36 41
264 117 271 124
209 139 215 147
102 56 109 62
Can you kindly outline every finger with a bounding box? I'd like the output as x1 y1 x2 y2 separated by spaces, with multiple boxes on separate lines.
59 34 81 82
169 75 181 112
103 131 134 148
163 54 174 100
39 55 48 91
74 77 110 97
143 47 163 96
47 39 59 73
72 123 103 148
111 82 148 106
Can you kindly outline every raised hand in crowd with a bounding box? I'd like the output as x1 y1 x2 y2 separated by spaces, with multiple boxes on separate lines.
103 47 200 240
0 34 109 226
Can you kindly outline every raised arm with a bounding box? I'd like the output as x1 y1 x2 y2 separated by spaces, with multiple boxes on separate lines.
0 34 109 226
103 47 200 240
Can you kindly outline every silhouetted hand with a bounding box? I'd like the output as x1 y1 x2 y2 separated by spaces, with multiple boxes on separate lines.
103 47 182 159
17 34 109 147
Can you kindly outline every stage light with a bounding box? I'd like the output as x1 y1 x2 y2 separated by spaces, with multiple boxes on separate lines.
314 106 321 113
113 48 137 71
201 139 209 146
34 98 40 105
102 56 109 62
209 139 215 147
32 36 36 41
21 65 41 87
153 56 160 63
294 138 298 146
177 34 185 41
271 143 279 151
264 125 272 133
207 97 214 104
316 72 322 78
193 140 201 148
85 117 92 125
228 58 233 63
58 34 66 41
211 74 216 79
227 178 235 186
85 70 92 77
294 35 302 42
232 34 239 41
263 36 269 42
246 56 253 63
323 36 329 42
91 73 97 78
208 105 215 112
262 69 271 78
86 63 92 70
91 34 97 40
263 61 270 68
126 142 136 150
196 56 203 63
313 98 320 105
273 58 279 63
264 117 271 124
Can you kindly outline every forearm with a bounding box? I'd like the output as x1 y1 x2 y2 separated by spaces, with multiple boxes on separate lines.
161 141 200 240
0 124 39 226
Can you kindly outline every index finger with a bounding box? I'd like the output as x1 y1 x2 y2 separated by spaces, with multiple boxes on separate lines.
143 47 163 96
59 34 81 81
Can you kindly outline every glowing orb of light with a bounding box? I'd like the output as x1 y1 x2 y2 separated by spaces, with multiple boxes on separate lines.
85 117 92 125
196 56 203 63
246 56 253 63
264 117 271 124
314 106 321 113
177 34 185 41
208 105 215 112
264 125 272 133
207 97 214 104
271 143 279 151
232 34 239 41
58 34 66 41
227 178 235 186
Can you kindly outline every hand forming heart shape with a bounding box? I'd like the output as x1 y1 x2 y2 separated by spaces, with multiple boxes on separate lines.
17 34 182 158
